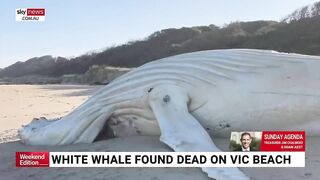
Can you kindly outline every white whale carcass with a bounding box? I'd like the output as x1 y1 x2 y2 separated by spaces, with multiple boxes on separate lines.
19 49 320 179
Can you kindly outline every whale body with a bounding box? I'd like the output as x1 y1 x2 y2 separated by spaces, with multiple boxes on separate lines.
19 49 320 179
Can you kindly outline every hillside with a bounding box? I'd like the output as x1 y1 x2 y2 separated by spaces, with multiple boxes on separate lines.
282 1 320 23
0 56 69 78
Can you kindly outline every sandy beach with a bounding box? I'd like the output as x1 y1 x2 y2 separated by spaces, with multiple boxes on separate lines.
0 85 101 143
0 85 319 180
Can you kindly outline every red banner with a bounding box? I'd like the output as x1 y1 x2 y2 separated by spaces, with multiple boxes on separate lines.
27 9 45 16
260 131 305 151
16 152 49 167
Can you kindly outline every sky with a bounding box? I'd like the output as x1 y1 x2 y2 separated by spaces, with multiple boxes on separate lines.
0 0 319 68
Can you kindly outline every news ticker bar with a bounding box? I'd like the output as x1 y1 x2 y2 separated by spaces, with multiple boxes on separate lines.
17 152 305 168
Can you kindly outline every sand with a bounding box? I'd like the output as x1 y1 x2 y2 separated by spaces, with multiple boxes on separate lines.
0 85 101 143
0 85 319 180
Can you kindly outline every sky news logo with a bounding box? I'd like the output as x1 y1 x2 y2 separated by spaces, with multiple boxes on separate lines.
16 8 45 22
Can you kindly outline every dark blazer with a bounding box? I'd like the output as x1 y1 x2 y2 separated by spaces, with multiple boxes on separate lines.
234 146 258 152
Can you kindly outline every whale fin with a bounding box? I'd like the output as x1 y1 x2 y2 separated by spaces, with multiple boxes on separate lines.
148 85 249 180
